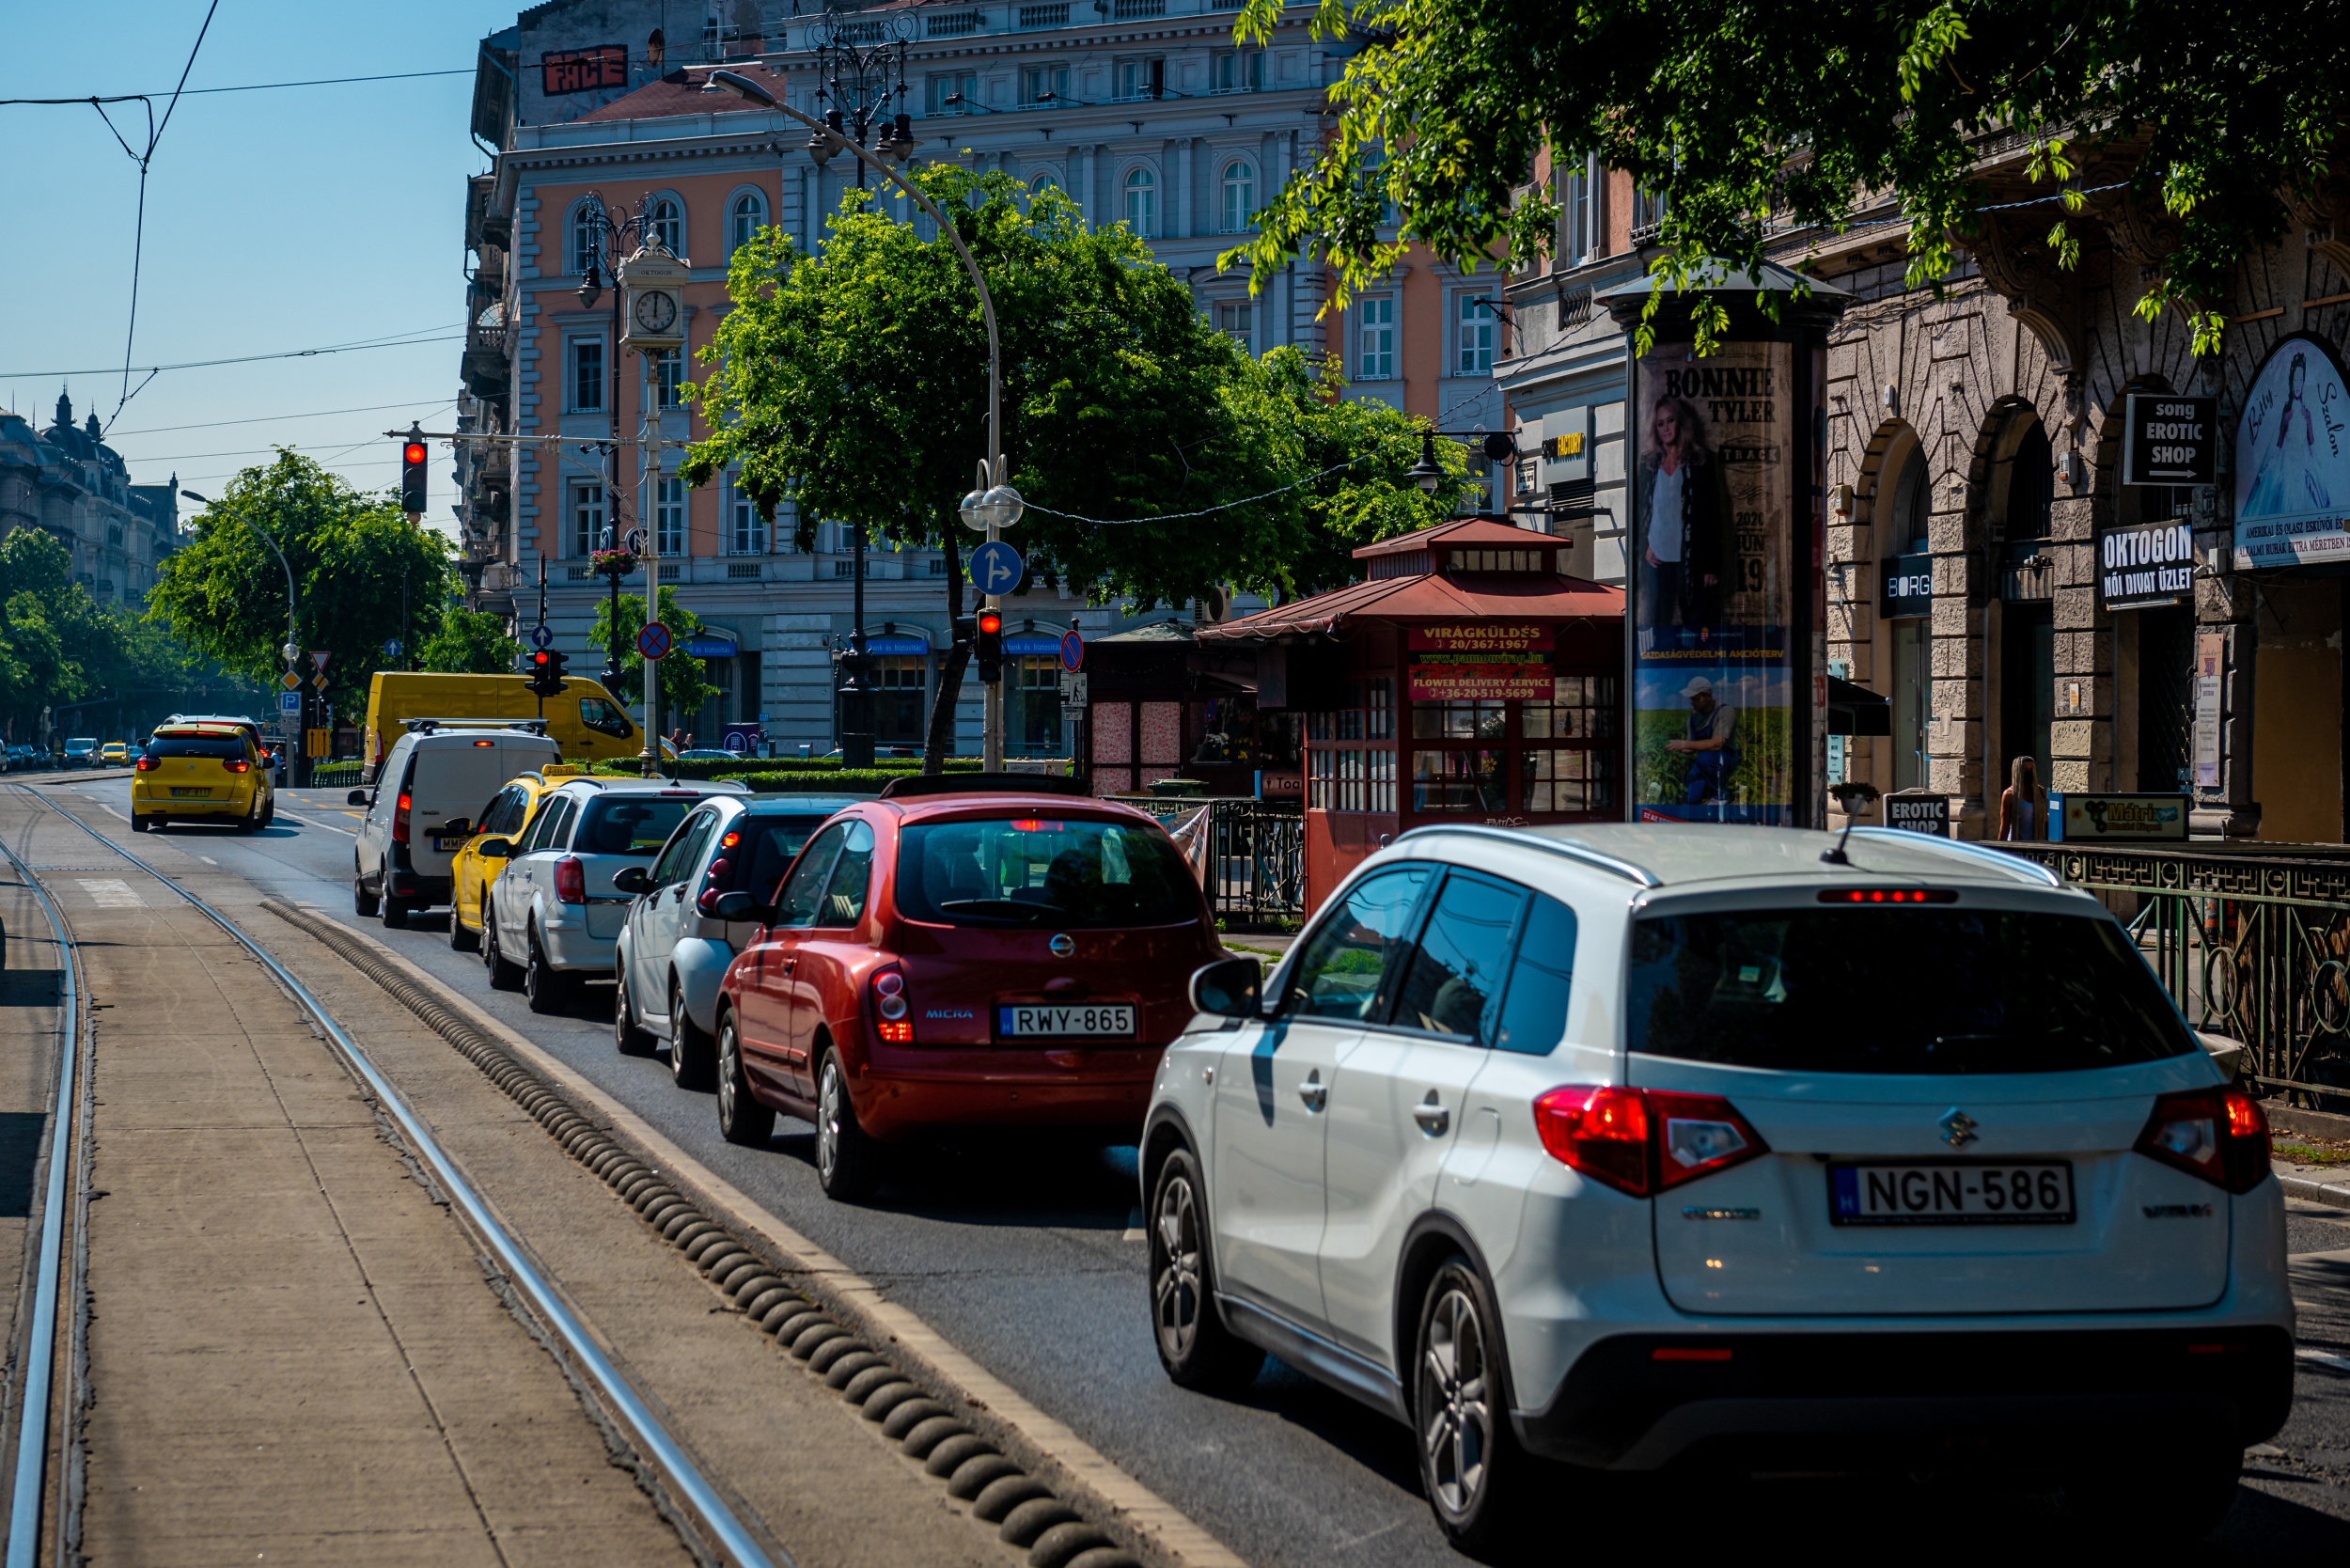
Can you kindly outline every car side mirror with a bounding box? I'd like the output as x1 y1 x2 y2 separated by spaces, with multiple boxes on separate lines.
613 866 651 895
1190 956 1263 1019
712 890 761 923
478 838 513 860
347 790 369 806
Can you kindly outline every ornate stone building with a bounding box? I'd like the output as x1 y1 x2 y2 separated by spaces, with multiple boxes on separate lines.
0 391 179 605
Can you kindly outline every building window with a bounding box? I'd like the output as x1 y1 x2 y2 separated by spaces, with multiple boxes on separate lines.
1521 747 1618 813
1631 184 1668 240
1022 65 1069 104
1115 58 1165 102
1211 51 1263 93
571 204 603 275
646 196 682 254
929 555 949 575
1014 656 1063 752
655 476 686 557
1457 293 1496 375
1357 296 1395 381
1562 153 1601 265
652 347 684 409
570 481 608 557
570 337 605 412
1360 150 1398 226
1413 700 1506 741
1412 749 1505 811
1123 168 1156 237
728 192 766 255
728 483 768 555
929 71 977 115
1220 160 1256 233
875 656 928 745
1214 300 1254 351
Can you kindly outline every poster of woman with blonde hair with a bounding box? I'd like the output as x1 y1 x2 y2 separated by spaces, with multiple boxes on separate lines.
2235 337 2350 569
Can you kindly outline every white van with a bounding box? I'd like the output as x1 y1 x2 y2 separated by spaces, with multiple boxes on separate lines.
352 722 562 928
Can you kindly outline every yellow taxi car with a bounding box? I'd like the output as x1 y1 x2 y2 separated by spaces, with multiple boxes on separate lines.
98 741 130 766
446 764 588 952
132 724 274 834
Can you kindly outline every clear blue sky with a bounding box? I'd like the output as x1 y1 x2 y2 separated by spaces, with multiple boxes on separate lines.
1 1 520 537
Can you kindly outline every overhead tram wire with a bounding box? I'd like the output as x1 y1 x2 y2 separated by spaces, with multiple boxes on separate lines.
2 325 464 384
0 67 472 108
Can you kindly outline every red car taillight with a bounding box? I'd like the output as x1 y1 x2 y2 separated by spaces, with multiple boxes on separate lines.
1532 1086 1767 1198
554 855 587 905
134 755 159 772
2135 1087 2270 1194
391 791 413 843
870 968 912 1043
222 758 252 775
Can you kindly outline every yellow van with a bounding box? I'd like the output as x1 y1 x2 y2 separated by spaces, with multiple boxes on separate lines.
363 672 670 780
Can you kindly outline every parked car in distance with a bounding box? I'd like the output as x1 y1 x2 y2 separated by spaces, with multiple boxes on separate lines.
97 741 130 766
481 776 750 1013
352 722 562 928
446 765 591 953
132 724 274 833
61 738 98 768
615 794 868 1087
708 775 1217 1200
1146 823 2290 1551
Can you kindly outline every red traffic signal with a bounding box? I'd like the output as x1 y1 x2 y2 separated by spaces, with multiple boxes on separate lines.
399 426 429 514
976 609 1003 636
402 442 427 465
974 608 1004 684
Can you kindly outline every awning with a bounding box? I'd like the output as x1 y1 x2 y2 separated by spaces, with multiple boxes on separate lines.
1827 675 1890 737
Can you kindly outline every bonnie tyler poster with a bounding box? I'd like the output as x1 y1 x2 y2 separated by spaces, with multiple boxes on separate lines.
1631 338 1796 823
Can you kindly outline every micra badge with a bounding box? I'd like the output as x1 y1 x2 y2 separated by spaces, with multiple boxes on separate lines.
1939 1109 1979 1149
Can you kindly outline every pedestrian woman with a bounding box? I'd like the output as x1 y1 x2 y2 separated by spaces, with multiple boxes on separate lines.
1635 395 1730 645
1998 755 2046 841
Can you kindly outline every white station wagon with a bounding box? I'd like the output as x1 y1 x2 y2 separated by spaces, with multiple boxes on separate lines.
1146 823 2291 1551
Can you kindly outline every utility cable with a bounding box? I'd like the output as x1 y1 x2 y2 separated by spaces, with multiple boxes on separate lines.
1023 445 1418 525
4 324 464 383
0 68 470 107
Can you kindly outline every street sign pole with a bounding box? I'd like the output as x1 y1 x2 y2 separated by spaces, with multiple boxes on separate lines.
983 495 1002 772
637 362 662 779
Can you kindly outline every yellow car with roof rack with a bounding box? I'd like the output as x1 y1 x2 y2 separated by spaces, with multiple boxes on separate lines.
446 764 590 952
132 724 274 834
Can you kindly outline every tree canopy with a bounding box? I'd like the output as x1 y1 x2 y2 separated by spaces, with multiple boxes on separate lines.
1231 0 2346 353
146 451 461 718
588 585 722 731
0 530 231 740
419 606 523 675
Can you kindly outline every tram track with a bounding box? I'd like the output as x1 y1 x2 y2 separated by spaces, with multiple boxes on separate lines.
2 788 783 1568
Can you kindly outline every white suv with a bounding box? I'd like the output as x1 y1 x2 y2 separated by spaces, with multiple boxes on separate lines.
1146 823 2291 1550
612 793 867 1088
480 776 747 1013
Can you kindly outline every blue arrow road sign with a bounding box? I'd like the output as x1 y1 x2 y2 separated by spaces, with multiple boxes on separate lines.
968 540 1025 597
528 624 554 650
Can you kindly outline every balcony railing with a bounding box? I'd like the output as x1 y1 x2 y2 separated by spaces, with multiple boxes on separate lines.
1112 0 1167 16
1998 840 2350 1105
926 8 986 35
1016 2 1070 27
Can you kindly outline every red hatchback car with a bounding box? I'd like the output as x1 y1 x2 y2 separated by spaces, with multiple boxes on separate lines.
710 775 1220 1199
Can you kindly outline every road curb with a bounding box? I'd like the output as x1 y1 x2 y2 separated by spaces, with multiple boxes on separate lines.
2281 1174 2350 1211
258 900 1240 1568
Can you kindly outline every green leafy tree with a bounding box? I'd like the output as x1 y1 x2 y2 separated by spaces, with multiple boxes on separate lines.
146 451 460 718
588 586 721 733
0 530 235 741
419 606 523 674
1230 0 2343 353
686 166 1464 766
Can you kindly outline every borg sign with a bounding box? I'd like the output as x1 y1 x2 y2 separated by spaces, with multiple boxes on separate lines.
2121 393 2217 487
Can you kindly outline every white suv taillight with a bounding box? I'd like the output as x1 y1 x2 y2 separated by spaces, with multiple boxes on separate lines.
391 790 413 844
1532 1086 1768 1197
870 968 911 1043
554 855 587 905
2135 1087 2270 1193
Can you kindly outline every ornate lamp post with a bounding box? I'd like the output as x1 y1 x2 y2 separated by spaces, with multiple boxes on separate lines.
708 47 1022 769
572 196 653 693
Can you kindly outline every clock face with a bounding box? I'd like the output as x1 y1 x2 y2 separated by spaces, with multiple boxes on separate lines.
632 289 679 335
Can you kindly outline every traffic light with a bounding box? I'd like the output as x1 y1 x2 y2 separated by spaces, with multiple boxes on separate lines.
527 648 570 698
399 427 429 514
974 608 1003 685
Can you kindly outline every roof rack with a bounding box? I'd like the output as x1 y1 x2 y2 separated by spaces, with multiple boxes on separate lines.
877 772 1092 801
1846 827 2063 887
1394 824 1662 887
402 717 551 735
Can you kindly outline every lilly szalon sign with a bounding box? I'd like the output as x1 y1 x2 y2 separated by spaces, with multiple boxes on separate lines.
2234 334 2350 569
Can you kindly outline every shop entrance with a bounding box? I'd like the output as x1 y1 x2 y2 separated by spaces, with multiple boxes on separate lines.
1999 602 2054 793
2135 604 2194 794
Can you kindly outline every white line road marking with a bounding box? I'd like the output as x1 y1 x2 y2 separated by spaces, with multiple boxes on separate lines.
198 856 218 866
2296 1347 2350 1373
75 879 143 908
272 810 357 837
296 907 1247 1568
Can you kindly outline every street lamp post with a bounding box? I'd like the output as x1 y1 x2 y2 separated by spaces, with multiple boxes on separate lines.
706 55 1020 771
183 487 308 786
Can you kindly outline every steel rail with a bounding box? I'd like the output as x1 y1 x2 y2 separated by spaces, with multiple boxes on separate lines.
0 820 81 1568
18 794 784 1568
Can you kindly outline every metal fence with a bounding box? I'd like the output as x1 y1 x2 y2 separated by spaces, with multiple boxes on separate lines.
1998 841 2350 1104
1121 796 1306 925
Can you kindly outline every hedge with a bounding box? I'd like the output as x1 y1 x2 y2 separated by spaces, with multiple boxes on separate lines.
588 755 986 781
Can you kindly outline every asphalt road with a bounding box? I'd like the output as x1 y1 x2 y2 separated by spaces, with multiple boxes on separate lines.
48 773 2350 1561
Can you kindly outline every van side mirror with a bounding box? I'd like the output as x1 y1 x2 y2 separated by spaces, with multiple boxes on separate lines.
712 890 761 923
478 838 513 860
613 866 651 895
347 790 369 807
1190 956 1262 1019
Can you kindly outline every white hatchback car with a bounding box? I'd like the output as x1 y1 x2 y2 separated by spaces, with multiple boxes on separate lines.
612 793 867 1088
1146 823 2291 1551
479 776 747 1013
